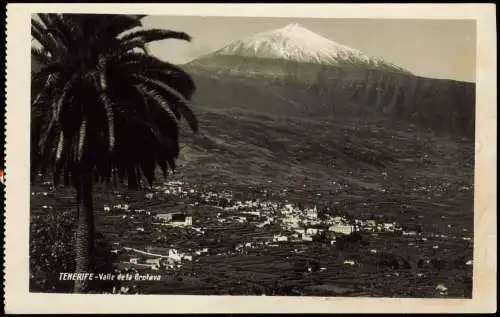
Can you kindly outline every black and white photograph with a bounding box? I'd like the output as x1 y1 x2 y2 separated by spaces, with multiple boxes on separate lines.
4 3 497 314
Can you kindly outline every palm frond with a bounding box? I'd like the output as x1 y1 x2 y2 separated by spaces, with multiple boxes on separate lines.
31 17 46 33
97 56 107 90
52 131 67 186
44 14 82 52
32 72 62 106
129 114 175 150
115 52 196 99
31 63 62 84
31 18 48 47
134 84 178 121
45 27 69 49
36 13 54 29
133 74 198 133
147 69 196 100
54 73 80 124
55 130 64 161
97 93 115 153
112 40 149 56
31 47 52 66
37 113 58 158
31 25 61 57
119 29 192 44
36 120 62 174
77 118 87 162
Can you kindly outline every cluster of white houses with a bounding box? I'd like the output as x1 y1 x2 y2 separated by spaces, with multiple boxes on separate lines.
278 204 355 237
107 183 434 270
154 212 193 227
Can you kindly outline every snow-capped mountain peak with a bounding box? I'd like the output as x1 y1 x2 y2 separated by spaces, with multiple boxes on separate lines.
211 23 408 73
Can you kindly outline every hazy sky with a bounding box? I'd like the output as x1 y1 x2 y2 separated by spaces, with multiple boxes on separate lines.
143 16 476 83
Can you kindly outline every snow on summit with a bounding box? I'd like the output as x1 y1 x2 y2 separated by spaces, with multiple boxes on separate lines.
212 23 408 72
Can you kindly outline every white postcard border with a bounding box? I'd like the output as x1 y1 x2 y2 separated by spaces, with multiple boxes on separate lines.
5 3 497 314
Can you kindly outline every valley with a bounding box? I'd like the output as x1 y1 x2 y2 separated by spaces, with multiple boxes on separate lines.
31 107 474 297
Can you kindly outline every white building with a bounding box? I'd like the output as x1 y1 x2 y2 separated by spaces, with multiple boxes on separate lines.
302 235 313 242
402 231 418 236
306 228 319 235
383 223 395 230
344 260 356 266
117 204 130 211
436 284 448 294
156 213 193 226
129 258 138 264
366 220 376 227
306 210 318 220
234 245 243 252
273 235 288 242
168 249 183 262
156 213 173 222
195 248 209 255
332 216 344 223
145 258 161 266
243 211 261 217
328 224 355 235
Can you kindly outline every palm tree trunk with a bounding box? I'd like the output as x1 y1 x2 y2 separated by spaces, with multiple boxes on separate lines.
74 170 95 293
63 170 70 187
112 168 117 187
127 166 138 189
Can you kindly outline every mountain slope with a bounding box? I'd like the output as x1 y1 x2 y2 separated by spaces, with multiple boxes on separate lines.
176 107 474 213
187 69 475 138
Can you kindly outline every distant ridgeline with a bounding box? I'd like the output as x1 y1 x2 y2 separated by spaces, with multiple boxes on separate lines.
187 59 475 139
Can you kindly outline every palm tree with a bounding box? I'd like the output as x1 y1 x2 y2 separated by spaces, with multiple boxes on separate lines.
31 13 198 293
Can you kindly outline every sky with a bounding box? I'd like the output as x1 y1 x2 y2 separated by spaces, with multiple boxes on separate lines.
143 16 476 83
